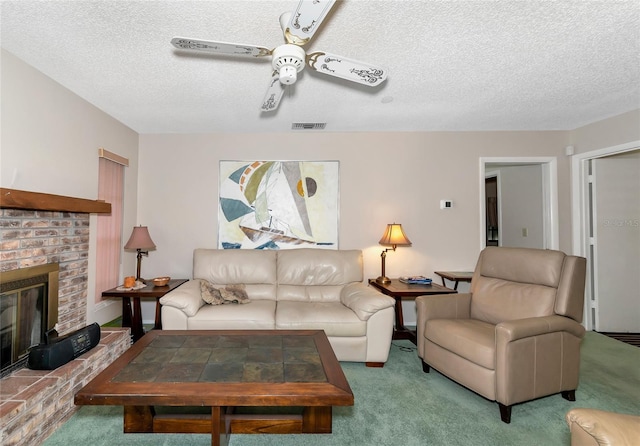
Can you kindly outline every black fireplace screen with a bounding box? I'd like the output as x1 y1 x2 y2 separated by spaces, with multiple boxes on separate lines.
0 264 58 377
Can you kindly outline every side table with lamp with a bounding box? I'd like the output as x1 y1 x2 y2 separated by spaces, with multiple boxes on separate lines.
103 225 188 342
370 223 457 344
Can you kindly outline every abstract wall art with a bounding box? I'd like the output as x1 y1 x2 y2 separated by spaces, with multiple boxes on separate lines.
218 161 339 249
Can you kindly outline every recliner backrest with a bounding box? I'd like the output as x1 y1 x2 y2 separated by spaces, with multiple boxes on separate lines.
469 247 584 324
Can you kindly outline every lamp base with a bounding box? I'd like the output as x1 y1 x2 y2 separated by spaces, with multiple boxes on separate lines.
376 276 391 284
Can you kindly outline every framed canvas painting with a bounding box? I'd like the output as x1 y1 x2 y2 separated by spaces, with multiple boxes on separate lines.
218 160 339 249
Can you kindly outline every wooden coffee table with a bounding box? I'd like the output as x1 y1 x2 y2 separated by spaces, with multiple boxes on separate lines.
74 330 353 446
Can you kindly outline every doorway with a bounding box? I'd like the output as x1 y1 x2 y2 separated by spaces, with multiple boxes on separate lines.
572 142 640 332
480 157 558 250
485 175 499 246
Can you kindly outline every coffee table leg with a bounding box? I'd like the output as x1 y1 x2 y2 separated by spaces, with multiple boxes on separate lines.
211 406 230 446
302 406 332 433
124 405 154 433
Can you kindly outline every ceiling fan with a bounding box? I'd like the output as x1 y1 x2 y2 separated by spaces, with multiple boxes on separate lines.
171 0 388 112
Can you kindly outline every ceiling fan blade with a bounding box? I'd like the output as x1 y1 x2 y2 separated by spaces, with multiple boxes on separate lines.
307 51 388 87
261 72 286 112
171 37 271 57
283 0 337 46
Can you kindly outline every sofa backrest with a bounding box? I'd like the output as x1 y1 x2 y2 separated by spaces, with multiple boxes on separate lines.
193 249 277 301
470 246 586 324
276 249 364 302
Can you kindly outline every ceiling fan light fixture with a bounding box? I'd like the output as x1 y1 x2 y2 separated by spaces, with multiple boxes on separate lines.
279 65 298 84
272 44 306 85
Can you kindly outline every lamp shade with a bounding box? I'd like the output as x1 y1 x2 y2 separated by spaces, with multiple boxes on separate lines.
124 226 156 250
379 223 411 247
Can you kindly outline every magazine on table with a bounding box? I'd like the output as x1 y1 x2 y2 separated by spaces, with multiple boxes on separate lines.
399 276 432 285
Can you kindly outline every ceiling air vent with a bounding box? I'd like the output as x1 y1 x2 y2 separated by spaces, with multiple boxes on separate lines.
292 122 326 130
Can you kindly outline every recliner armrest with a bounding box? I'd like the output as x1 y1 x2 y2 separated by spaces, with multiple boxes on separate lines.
341 282 394 321
416 293 472 321
416 294 472 354
496 315 586 343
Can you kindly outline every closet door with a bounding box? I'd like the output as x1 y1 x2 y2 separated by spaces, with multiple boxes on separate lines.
593 152 640 332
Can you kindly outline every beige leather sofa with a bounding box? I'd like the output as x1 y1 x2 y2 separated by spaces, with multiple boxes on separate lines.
416 246 587 423
566 408 640 446
160 248 395 366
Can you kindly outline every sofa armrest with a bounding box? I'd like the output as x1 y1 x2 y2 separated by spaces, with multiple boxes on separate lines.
496 315 586 343
566 409 640 446
340 282 394 321
159 279 205 317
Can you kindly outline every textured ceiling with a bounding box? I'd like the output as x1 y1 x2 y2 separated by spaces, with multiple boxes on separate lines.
1 0 639 133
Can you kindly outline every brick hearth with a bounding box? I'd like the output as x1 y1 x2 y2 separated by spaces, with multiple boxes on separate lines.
0 328 130 445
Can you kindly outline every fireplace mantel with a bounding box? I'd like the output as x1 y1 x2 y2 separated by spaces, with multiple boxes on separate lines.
0 188 110 213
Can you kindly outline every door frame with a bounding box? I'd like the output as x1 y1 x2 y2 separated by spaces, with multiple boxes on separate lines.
570 140 640 331
479 157 558 251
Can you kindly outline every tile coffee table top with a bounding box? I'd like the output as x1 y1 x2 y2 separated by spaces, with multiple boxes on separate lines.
112 333 326 384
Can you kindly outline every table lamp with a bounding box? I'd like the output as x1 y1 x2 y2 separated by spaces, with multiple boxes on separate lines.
124 225 156 282
376 223 411 284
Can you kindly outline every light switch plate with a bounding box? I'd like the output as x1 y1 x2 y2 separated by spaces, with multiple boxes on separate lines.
440 200 453 209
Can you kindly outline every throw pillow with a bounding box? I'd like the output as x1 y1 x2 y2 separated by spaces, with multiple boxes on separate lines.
200 281 251 305
220 284 250 304
200 281 224 305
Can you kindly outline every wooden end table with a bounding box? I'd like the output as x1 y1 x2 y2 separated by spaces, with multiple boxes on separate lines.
102 279 188 342
369 279 456 344
434 271 473 290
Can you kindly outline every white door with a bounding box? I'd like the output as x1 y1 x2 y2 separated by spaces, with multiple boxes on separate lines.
592 151 640 332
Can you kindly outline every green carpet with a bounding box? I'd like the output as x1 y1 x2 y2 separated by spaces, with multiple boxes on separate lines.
42 332 640 446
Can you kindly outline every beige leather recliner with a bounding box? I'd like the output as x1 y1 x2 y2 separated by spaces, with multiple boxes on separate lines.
416 246 587 423
566 408 640 446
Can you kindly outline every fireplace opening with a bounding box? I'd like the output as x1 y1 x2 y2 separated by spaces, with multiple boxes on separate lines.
0 263 59 377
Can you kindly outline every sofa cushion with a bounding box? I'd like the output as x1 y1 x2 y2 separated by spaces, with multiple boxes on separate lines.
277 285 343 303
276 301 367 337
187 300 276 330
277 249 363 286
425 319 496 370
276 249 363 302
193 249 277 288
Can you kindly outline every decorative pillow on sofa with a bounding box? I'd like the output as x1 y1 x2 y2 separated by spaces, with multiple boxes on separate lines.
220 284 251 304
200 281 224 305
200 281 250 305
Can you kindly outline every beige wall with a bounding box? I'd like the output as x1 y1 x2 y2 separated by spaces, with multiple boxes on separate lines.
570 109 640 153
2 48 639 326
0 49 139 325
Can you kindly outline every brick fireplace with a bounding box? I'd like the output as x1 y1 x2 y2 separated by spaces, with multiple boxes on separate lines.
0 209 91 334
0 191 131 445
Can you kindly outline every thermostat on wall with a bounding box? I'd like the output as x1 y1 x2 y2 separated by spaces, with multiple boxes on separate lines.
440 200 453 209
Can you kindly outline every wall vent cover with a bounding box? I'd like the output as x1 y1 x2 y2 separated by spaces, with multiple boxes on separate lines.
292 122 326 130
